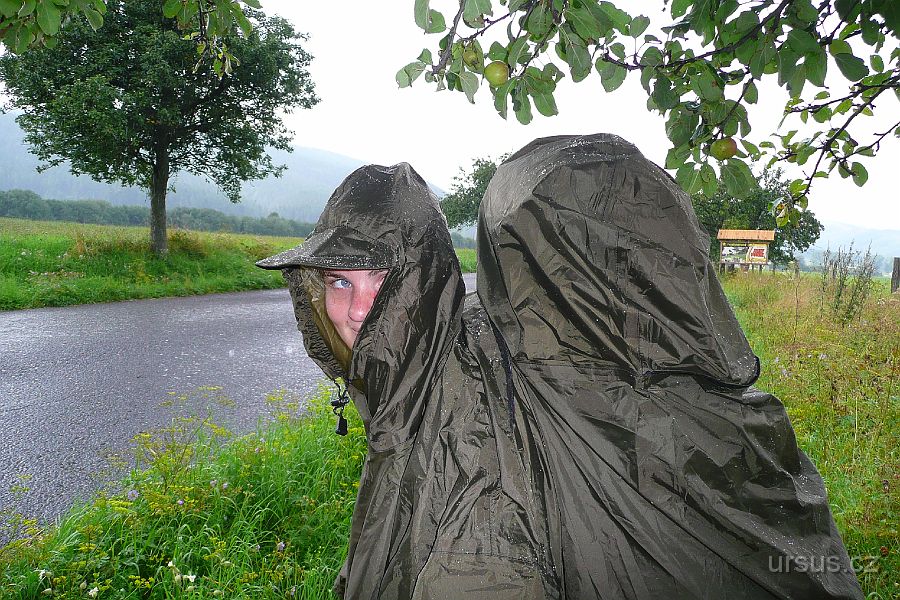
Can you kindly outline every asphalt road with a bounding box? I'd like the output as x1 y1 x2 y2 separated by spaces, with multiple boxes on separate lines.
0 273 477 525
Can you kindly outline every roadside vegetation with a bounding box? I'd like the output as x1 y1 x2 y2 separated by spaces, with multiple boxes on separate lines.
0 257 895 598
0 218 478 311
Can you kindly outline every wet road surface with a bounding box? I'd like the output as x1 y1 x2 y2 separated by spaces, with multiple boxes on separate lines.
0 273 476 525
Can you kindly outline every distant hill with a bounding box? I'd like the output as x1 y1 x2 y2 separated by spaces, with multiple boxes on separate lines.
0 112 369 222
799 221 900 275
814 221 900 258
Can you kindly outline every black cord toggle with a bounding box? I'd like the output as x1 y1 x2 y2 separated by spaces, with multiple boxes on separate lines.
331 380 350 436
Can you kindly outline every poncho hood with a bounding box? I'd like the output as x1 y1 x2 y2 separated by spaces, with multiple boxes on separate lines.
478 133 759 387
258 162 465 450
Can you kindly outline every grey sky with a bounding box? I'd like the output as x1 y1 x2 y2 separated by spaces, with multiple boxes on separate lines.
267 1 898 231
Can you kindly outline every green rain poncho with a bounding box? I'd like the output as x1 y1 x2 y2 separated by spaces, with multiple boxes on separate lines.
257 134 862 600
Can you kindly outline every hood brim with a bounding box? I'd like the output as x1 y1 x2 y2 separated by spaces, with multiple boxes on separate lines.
256 224 396 270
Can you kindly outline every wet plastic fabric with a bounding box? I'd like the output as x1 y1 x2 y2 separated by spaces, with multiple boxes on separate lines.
258 137 862 599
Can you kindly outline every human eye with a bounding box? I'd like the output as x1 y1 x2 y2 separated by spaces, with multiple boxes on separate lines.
324 273 351 290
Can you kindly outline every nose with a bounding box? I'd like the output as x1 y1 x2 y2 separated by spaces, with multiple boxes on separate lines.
348 283 378 323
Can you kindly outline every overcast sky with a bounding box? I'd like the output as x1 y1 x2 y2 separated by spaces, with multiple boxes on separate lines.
263 1 898 231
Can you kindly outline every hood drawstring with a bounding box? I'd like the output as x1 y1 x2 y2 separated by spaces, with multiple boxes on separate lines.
331 380 350 436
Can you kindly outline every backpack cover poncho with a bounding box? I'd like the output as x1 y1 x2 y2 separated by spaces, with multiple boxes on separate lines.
257 135 862 600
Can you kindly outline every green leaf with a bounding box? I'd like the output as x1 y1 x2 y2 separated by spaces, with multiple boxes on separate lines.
665 143 690 169
242 0 262 8
414 0 429 30
488 42 506 61
740 139 759 156
513 91 533 125
13 22 34 53
665 105 699 146
692 70 724 101
870 54 884 72
414 0 446 33
0 0 21 19
526 4 552 36
851 162 868 186
566 5 604 41
671 0 691 19
834 53 869 81
609 41 626 59
459 71 479 103
396 62 426 88
829 39 852 55
776 48 800 87
35 0 61 35
744 81 758 104
595 58 626 92
83 6 103 30
507 36 528 66
675 163 702 195
861 17 881 45
786 29 820 55
652 76 679 110
426 9 446 33
749 42 775 79
699 162 717 197
565 40 592 82
231 4 253 37
532 91 558 116
598 1 630 32
640 46 663 67
794 0 818 24
17 0 34 17
630 15 650 38
721 158 756 198
805 47 827 86
162 0 181 19
493 80 515 119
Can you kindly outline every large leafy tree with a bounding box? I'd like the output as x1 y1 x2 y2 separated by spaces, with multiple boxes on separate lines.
0 0 258 76
693 168 824 264
441 154 507 228
398 0 899 224
0 0 318 255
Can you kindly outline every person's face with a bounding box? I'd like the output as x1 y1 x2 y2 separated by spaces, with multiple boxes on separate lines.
323 269 388 349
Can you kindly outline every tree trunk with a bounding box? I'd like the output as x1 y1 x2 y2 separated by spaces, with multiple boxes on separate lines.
149 147 170 256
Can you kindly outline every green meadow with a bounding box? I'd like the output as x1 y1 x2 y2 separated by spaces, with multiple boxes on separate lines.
0 217 479 311
0 221 896 598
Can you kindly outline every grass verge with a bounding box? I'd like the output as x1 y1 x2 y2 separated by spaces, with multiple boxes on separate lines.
0 388 366 599
0 218 478 311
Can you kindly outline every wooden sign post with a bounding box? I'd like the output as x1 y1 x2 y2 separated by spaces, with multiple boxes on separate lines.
892 257 899 294
716 229 776 274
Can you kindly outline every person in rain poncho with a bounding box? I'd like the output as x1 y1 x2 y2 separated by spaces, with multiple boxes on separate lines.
256 133 862 600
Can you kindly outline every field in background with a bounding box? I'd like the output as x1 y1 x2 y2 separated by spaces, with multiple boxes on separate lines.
0 218 296 310
0 218 478 311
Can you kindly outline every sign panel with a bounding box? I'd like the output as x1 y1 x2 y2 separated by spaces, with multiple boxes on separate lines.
721 242 769 264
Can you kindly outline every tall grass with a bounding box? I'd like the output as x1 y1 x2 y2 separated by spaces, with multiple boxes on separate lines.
0 218 299 310
725 271 898 596
0 388 365 599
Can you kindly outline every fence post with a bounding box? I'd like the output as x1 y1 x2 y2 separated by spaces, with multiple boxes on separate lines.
892 257 899 294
